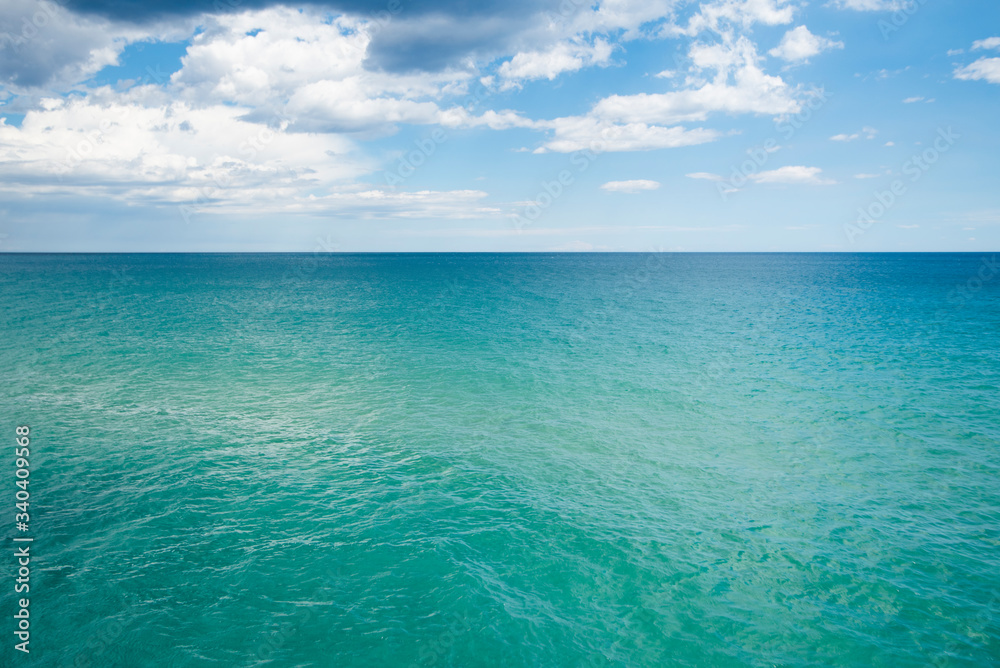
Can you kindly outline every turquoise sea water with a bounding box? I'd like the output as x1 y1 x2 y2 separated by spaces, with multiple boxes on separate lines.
1 253 999 667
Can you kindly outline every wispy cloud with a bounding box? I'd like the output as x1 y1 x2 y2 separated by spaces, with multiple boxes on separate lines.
830 126 876 141
686 172 725 181
600 179 661 193
688 166 835 186
972 37 1000 50
749 166 835 185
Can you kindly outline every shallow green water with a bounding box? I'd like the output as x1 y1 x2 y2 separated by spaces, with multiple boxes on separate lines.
1 253 998 666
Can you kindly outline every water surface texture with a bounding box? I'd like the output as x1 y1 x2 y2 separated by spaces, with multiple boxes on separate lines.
1 253 998 666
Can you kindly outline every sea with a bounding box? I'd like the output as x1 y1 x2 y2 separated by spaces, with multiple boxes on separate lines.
1 253 998 666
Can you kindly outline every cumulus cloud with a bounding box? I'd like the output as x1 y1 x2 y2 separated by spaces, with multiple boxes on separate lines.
497 39 613 89
0 5 532 219
678 0 795 36
8 0 814 154
768 25 843 62
167 8 483 135
0 94 355 195
485 0 690 89
0 93 495 218
0 0 849 223
60 0 566 73
955 57 1000 84
603 38 800 123
600 179 661 192
530 35 801 152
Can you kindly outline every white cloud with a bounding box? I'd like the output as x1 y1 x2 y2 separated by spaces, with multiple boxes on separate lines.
0 94 495 219
171 10 370 101
528 28 813 153
294 189 499 219
680 0 796 36
884 141 895 146
972 37 1000 50
902 96 924 103
748 166 834 185
570 0 683 36
537 118 718 153
831 127 876 141
686 166 834 186
955 57 1000 84
952 37 1000 85
600 179 661 192
592 38 800 125
0 94 353 196
768 26 843 62
159 7 559 139
497 39 614 89
438 108 538 131
0 0 849 214
170 8 479 135
286 81 444 134
872 66 909 80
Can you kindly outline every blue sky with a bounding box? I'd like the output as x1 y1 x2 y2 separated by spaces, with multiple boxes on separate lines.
0 0 997 251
